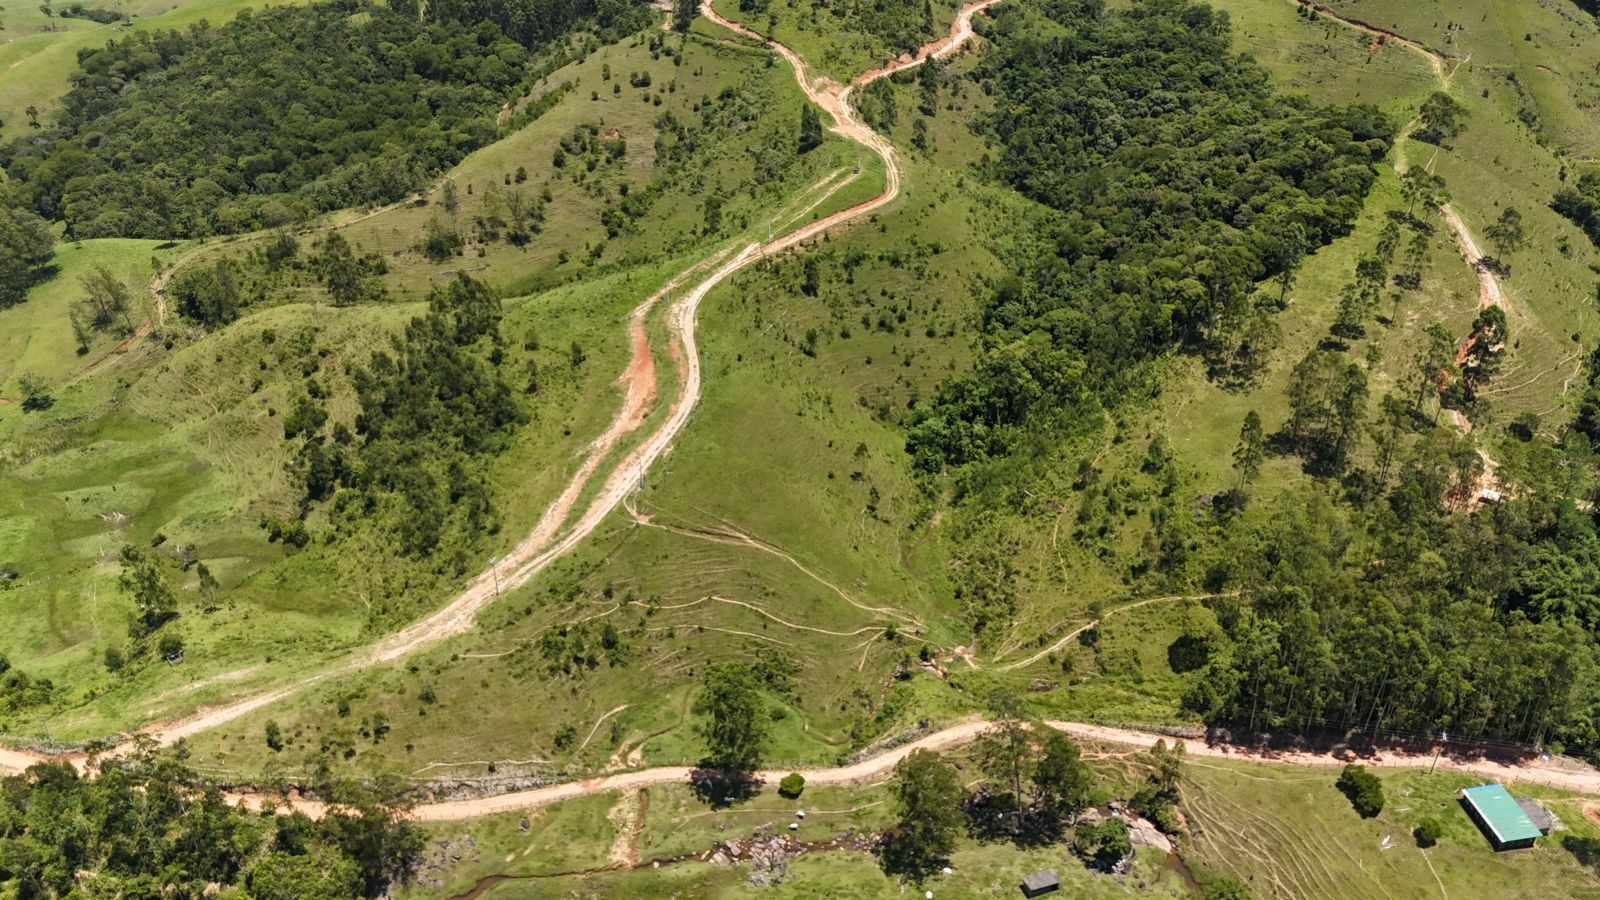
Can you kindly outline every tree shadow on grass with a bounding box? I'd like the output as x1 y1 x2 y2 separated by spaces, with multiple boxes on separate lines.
1561 835 1600 873
876 828 947 884
689 768 759 808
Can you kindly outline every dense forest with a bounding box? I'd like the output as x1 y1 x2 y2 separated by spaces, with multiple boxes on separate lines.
884 0 1600 755
0 747 420 898
907 0 1390 471
426 0 649 48
0 0 581 238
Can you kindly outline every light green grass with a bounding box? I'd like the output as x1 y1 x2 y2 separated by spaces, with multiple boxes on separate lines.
1184 758 1600 899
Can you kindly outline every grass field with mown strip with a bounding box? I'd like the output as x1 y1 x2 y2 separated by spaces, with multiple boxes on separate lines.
1181 758 1600 899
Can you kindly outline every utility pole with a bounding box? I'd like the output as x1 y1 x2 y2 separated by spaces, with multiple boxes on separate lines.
1430 731 1447 774
490 555 501 598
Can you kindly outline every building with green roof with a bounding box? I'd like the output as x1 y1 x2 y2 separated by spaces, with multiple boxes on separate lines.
1461 783 1542 851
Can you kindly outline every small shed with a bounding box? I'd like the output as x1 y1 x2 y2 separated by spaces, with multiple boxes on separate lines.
1020 870 1060 897
1461 784 1542 850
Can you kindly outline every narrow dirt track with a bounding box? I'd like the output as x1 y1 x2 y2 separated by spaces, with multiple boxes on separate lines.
216 718 1600 822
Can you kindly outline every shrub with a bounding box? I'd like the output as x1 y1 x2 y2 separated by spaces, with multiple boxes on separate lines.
778 773 805 799
265 720 284 751
1336 764 1384 817
1414 816 1443 848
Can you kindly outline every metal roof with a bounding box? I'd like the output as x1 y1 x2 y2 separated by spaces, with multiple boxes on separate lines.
1021 870 1060 890
1462 784 1542 844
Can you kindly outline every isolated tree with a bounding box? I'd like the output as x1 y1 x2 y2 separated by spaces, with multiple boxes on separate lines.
16 374 53 412
1485 207 1526 256
319 231 363 306
882 749 964 877
1232 410 1265 488
78 265 136 333
1399 168 1449 218
1415 91 1466 145
1075 818 1131 871
1147 739 1185 798
1336 764 1384 817
119 545 177 635
692 663 767 775
0 202 54 309
196 562 220 607
1033 729 1093 823
974 691 1033 829
797 104 823 153
1460 305 1508 396
1286 348 1369 473
170 260 242 327
1412 322 1456 415
1414 816 1443 848
440 180 459 215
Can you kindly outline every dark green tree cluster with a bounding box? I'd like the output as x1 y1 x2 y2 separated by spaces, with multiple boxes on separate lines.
693 662 769 776
1335 764 1384 817
1183 462 1600 750
0 748 421 898
1414 91 1467 146
263 274 520 589
279 275 524 560
907 0 1390 470
2 0 538 238
1553 170 1600 249
881 711 1106 880
425 0 649 49
0 199 54 309
0 656 52 717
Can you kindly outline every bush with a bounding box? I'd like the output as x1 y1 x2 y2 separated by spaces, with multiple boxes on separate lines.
1196 869 1251 899
778 773 805 799
157 632 185 659
265 720 284 751
1074 818 1131 872
1414 816 1443 848
1336 764 1384 817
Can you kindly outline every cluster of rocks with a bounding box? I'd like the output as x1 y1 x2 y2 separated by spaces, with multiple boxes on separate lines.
408 836 480 892
702 827 880 887
413 772 566 804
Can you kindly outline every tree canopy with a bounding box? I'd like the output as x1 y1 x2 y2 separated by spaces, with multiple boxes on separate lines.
0 200 54 308
907 0 1389 471
692 662 769 775
2 0 549 238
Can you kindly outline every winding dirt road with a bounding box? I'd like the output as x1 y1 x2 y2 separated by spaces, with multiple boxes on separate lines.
11 3 1600 834
217 718 1600 822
